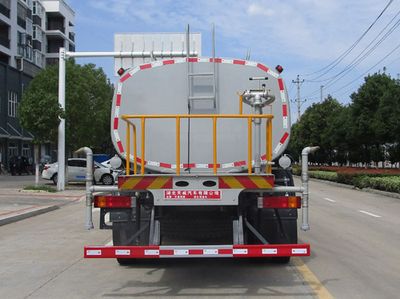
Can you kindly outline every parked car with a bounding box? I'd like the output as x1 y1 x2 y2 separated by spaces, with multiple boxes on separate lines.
42 158 117 185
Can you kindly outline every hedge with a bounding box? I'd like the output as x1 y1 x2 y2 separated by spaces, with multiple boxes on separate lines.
353 176 400 193
291 168 400 193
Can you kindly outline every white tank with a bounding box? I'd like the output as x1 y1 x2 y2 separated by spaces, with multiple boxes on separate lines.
111 57 290 174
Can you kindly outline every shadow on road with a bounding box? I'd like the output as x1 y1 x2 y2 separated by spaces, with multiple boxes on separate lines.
102 258 316 298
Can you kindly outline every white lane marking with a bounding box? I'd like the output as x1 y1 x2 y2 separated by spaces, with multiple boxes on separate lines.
105 240 113 246
323 197 336 203
359 210 381 218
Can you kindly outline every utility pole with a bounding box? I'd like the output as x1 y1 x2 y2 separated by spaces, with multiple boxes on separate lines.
292 74 305 120
320 85 324 102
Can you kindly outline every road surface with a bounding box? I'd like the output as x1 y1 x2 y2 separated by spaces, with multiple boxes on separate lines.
0 178 399 298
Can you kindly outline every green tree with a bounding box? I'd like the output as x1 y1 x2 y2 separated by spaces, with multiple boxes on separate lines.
19 59 114 154
349 73 398 164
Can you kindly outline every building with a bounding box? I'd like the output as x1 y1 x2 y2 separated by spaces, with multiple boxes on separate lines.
0 0 75 171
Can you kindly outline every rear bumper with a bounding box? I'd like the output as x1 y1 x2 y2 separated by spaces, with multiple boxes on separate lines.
84 243 310 259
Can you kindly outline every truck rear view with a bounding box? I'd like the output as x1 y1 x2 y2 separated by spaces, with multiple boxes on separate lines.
84 51 317 265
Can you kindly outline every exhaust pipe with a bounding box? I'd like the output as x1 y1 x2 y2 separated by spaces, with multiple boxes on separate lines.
75 147 94 230
301 146 319 231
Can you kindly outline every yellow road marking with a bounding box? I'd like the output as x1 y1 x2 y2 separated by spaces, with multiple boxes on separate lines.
292 257 335 299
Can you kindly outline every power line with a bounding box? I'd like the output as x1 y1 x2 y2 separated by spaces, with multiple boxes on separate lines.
309 9 400 86
303 0 394 79
331 41 400 95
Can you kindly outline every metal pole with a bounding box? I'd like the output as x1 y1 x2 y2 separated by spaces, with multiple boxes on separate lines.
301 146 319 231
75 147 93 230
57 48 66 191
66 51 198 58
292 75 304 121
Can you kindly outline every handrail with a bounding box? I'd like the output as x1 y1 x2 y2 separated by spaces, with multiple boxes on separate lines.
121 114 274 175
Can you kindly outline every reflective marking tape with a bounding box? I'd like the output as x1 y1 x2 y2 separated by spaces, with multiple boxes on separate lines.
262 248 277 255
292 248 308 254
113 57 288 165
86 250 101 256
174 249 189 255
145 249 159 256
233 248 248 255
203 249 218 255
115 249 130 256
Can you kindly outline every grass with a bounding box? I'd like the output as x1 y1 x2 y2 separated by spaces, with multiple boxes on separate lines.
23 185 57 193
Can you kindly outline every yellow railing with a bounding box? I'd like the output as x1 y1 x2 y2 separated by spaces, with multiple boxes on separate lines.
121 114 273 175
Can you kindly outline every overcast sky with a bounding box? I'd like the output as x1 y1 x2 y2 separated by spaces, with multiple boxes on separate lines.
68 0 400 121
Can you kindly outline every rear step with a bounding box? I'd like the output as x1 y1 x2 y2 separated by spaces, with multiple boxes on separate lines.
84 244 310 258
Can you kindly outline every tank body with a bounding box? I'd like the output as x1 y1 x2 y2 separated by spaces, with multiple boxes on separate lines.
111 58 290 173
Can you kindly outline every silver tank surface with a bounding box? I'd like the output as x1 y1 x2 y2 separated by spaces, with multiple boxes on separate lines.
111 57 290 174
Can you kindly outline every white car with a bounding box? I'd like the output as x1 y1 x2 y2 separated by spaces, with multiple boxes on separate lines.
42 158 117 185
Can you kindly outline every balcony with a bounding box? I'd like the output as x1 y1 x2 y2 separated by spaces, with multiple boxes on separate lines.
0 2 10 18
17 17 26 29
0 35 9 48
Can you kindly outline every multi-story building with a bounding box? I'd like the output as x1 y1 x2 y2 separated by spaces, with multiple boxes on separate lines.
0 0 74 172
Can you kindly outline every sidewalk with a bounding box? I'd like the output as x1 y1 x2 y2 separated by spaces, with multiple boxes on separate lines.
0 175 86 226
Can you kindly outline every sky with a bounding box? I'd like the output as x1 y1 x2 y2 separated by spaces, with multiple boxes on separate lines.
67 0 400 121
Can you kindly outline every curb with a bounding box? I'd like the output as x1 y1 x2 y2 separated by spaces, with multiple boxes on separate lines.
295 175 400 200
0 205 59 226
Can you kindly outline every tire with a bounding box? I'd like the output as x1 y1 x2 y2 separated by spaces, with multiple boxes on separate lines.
101 174 114 185
52 173 58 185
258 169 298 264
112 208 150 266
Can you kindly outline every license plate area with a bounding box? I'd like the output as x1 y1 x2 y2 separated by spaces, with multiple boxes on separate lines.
164 190 221 200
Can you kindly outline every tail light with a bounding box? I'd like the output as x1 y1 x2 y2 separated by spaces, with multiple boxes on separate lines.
94 195 132 208
262 196 301 209
43 165 50 171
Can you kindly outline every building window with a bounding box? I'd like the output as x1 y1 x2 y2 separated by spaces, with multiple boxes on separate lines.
22 144 31 158
0 0 11 18
17 3 27 29
8 91 18 117
8 142 18 157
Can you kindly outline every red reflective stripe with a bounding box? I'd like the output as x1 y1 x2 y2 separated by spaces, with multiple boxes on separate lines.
140 63 152 70
161 178 173 189
278 78 285 91
160 249 174 255
134 177 157 190
236 176 259 189
119 73 131 83
183 163 196 168
218 178 231 189
116 94 122 106
189 249 203 255
209 58 222 63
113 118 119 130
159 162 171 168
163 60 175 65
233 160 246 167
282 104 288 116
280 132 289 144
187 57 198 62
208 163 220 168
257 63 269 72
233 59 245 65
117 141 124 153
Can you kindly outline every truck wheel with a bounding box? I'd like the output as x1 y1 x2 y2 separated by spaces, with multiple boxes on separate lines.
52 173 58 185
259 169 298 264
112 209 150 265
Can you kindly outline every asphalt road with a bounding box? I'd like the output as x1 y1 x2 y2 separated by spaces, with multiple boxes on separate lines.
0 178 399 298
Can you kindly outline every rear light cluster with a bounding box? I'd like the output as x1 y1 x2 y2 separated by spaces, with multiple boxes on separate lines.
262 196 301 209
94 196 132 208
43 165 50 171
